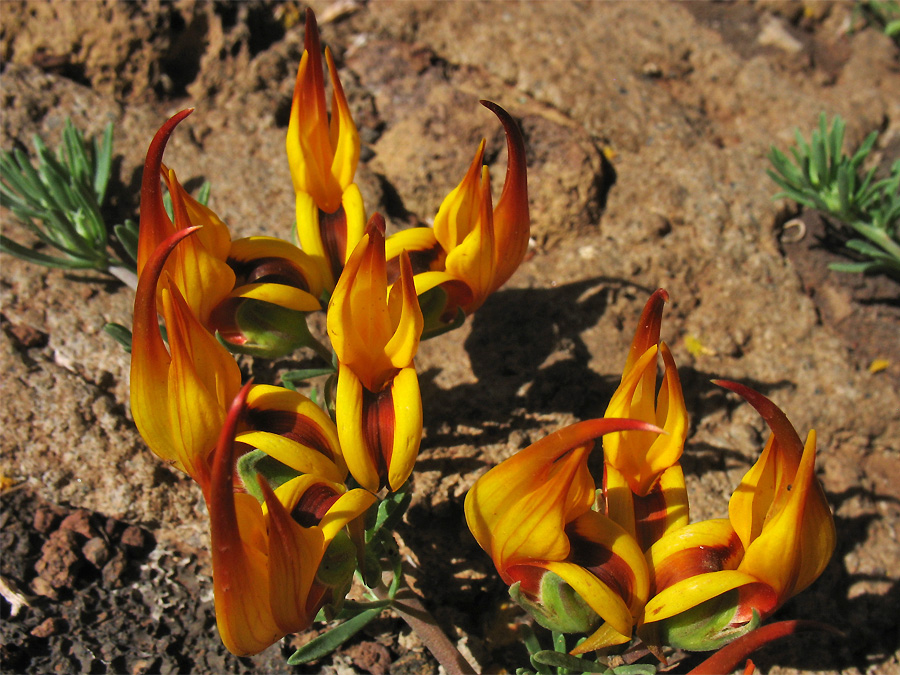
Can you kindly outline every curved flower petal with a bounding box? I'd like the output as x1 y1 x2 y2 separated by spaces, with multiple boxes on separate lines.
738 431 835 604
483 101 530 292
544 560 635 646
465 418 662 574
334 364 422 493
259 477 325 634
228 283 321 312
208 382 282 656
644 519 743 596
131 226 241 487
328 216 423 392
285 10 358 212
642 570 762 626
137 109 194 275
430 102 530 314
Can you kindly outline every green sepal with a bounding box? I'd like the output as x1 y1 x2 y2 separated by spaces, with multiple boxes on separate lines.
217 300 317 359
235 449 300 502
418 286 466 340
509 571 600 635
654 590 761 652
316 531 358 590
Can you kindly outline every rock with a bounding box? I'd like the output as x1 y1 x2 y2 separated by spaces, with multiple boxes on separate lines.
120 526 151 555
30 617 66 638
82 537 111 569
59 510 98 539
35 529 84 589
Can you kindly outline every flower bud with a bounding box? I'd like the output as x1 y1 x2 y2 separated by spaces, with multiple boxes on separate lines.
509 570 600 634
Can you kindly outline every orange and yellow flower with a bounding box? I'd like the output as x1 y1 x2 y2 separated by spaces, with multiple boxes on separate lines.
385 101 530 326
639 382 836 651
603 289 689 550
130 225 241 489
140 111 325 357
327 215 424 492
287 8 365 289
465 418 662 653
209 382 375 655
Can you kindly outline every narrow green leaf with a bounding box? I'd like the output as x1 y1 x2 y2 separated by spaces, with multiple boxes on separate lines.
281 367 336 385
530 650 609 673
196 180 211 206
828 261 874 273
366 486 411 543
0 236 100 269
286 606 384 665
103 323 133 352
114 220 139 266
94 121 114 202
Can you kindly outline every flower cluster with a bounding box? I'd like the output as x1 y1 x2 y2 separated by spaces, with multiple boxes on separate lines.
131 8 836 667
130 10 529 657
465 290 836 656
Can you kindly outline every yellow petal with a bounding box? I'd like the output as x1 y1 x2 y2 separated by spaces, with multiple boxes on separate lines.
319 488 378 543
572 621 632 654
543 560 635 641
386 366 423 491
325 47 360 193
228 283 320 312
434 139 486 252
738 431 835 604
260 478 324 635
163 166 235 324
294 191 331 287
237 430 345 485
568 510 650 615
642 570 760 626
465 418 661 574
228 236 325 298
644 519 742 595
442 167 496 313
384 252 424 370
245 384 345 473
334 365 379 493
385 227 440 262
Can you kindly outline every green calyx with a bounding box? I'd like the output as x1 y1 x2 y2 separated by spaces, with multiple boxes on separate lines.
650 590 761 651
509 571 601 635
221 300 316 358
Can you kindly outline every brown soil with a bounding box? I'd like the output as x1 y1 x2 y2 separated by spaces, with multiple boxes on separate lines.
2 2 899 674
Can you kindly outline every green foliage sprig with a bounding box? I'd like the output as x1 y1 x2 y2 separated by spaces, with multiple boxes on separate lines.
768 113 900 279
1 119 140 287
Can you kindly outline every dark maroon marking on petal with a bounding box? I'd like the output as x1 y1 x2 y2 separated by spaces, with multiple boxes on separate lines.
634 482 669 551
291 482 341 528
320 204 348 282
207 297 247 344
228 256 312 292
505 564 547 598
567 527 636 608
246 409 336 462
362 385 395 490
385 239 445 285
651 529 744 595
